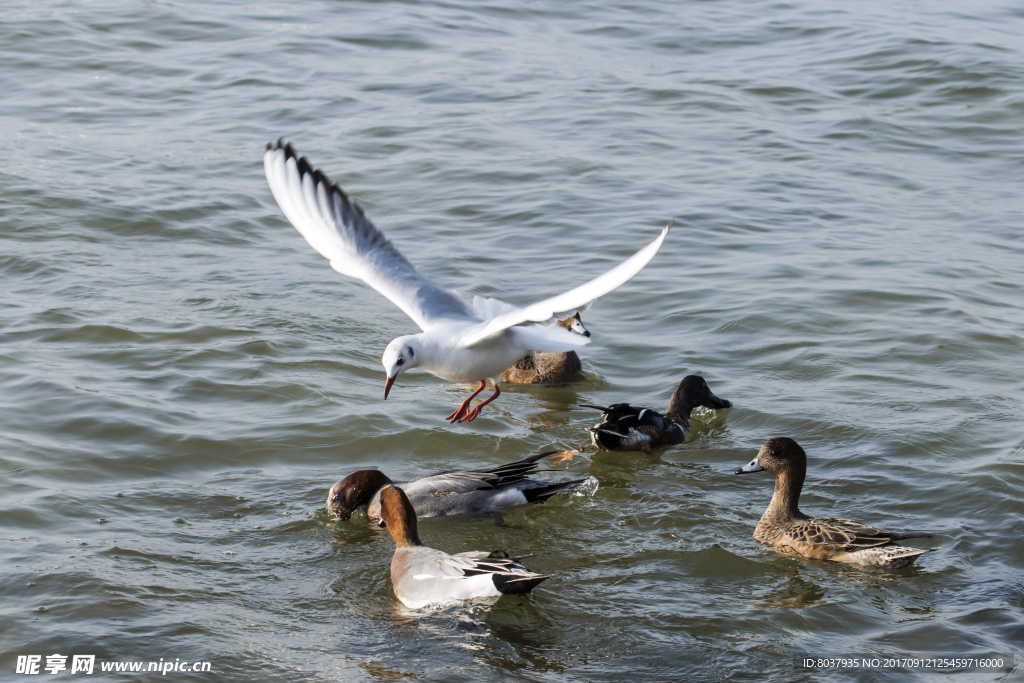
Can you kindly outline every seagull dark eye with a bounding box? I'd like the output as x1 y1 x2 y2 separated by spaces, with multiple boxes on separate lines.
396 357 405 366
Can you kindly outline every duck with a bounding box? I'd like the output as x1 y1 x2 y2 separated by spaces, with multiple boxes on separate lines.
380 484 552 609
583 375 731 453
327 450 590 522
734 437 936 568
500 314 590 384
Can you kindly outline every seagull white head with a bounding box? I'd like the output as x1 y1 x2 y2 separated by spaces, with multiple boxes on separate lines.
382 335 419 399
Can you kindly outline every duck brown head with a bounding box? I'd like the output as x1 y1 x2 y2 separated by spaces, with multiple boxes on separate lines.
735 437 808 516
326 470 393 520
378 485 423 547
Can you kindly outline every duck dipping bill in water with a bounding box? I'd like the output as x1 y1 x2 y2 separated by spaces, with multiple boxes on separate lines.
734 437 937 568
379 485 551 609
326 450 592 522
263 140 670 423
583 375 731 453
500 313 590 384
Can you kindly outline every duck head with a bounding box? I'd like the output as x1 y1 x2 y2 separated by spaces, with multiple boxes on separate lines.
558 312 591 337
382 335 420 399
326 470 393 520
735 437 806 476
666 375 731 418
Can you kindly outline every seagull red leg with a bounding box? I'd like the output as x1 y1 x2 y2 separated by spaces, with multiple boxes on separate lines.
459 385 501 423
446 380 486 422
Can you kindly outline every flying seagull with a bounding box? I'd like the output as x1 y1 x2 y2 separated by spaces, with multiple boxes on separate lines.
263 140 670 422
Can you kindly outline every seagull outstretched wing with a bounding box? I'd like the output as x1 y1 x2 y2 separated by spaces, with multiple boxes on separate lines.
459 222 671 347
264 141 479 331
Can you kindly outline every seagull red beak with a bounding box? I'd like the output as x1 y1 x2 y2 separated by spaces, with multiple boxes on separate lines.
384 375 396 400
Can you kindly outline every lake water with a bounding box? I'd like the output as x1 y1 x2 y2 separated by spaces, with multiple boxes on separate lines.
2 1 1022 680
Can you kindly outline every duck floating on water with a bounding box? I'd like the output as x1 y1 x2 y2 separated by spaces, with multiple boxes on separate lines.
735 437 936 568
501 314 589 384
583 375 731 453
327 451 590 522
379 485 551 609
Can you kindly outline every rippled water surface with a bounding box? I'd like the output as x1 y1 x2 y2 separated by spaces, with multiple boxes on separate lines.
2 1 1023 680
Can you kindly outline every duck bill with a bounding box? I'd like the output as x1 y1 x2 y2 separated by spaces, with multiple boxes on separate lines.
326 500 352 521
734 456 763 475
705 391 731 410
384 375 397 400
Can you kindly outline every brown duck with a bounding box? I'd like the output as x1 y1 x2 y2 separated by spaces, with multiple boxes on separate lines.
735 437 936 568
500 314 589 384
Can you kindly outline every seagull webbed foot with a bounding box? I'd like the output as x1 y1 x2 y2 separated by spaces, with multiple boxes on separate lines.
456 385 501 423
447 380 486 423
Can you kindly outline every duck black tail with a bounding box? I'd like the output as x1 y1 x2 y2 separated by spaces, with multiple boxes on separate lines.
585 424 627 451
522 478 589 503
492 572 552 595
480 451 560 485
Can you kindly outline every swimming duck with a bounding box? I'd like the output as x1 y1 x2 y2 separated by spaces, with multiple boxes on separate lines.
500 314 589 384
583 375 731 453
327 451 590 522
380 484 551 609
735 437 936 568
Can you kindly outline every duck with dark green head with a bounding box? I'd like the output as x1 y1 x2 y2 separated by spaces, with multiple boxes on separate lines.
583 375 731 453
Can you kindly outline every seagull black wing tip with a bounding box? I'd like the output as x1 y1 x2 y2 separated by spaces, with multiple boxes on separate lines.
295 153 314 179
312 167 333 188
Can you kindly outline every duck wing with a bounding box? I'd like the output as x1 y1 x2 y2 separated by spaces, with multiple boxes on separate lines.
580 402 644 421
264 141 479 331
452 551 552 594
794 517 932 552
585 404 670 431
394 546 550 607
412 451 558 493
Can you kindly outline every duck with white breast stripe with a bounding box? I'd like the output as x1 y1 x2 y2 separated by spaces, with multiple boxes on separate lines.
378 484 551 609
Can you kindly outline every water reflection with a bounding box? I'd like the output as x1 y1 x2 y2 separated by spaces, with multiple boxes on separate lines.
358 660 417 680
477 599 569 675
757 569 828 609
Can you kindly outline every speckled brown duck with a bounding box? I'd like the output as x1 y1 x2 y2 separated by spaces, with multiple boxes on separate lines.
500 314 589 384
583 375 731 453
735 437 936 568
